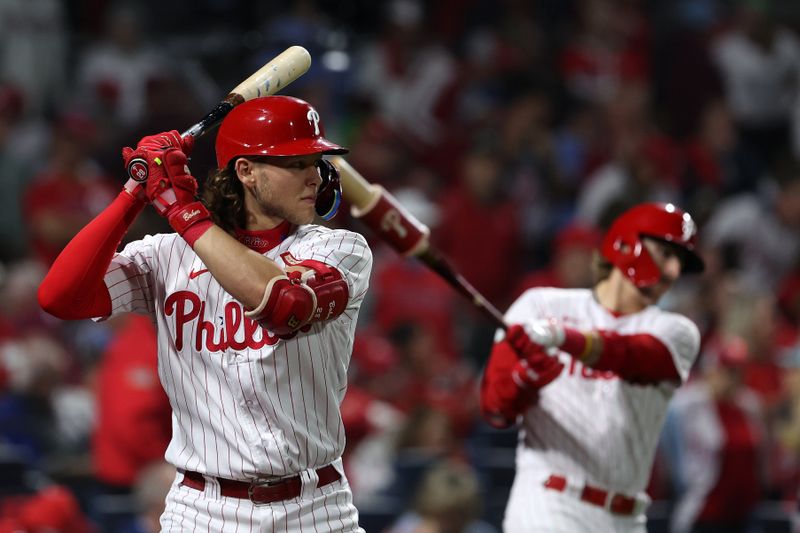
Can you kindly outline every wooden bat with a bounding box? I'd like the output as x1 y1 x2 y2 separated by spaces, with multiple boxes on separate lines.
127 46 312 183
181 45 312 139
330 156 508 331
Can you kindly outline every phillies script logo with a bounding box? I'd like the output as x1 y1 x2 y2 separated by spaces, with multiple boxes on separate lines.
165 290 279 352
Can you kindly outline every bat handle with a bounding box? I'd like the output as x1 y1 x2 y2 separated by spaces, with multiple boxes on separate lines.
181 95 241 139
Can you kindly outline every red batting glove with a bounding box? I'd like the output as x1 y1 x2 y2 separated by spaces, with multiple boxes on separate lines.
135 129 194 155
122 131 195 201
511 352 564 391
138 146 212 245
506 324 564 390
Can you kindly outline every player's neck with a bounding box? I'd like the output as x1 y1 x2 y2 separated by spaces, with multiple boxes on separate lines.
242 206 285 231
594 271 648 315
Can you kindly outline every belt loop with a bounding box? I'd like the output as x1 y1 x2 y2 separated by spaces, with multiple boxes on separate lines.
299 467 319 500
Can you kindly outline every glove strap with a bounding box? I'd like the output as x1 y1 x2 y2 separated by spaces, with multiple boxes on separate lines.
151 188 178 215
122 177 148 203
167 201 213 245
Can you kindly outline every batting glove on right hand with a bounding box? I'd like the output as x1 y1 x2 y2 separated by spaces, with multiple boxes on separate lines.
134 130 194 155
506 324 564 390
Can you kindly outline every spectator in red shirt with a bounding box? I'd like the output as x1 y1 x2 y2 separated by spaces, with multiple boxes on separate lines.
22 112 116 266
0 485 97 533
91 313 170 533
663 336 766 533
559 0 650 104
435 149 522 310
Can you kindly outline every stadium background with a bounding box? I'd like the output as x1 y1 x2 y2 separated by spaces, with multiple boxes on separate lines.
2 0 800 531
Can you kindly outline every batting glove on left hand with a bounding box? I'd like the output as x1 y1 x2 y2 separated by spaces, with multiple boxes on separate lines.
122 131 195 201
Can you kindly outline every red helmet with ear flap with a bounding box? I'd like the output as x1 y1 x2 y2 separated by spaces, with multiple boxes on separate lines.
214 95 348 169
600 202 705 287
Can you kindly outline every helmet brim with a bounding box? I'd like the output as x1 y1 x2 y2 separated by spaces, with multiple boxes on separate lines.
257 138 348 157
644 235 705 274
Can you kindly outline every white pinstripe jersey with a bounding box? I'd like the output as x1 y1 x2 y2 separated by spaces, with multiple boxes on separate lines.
100 225 372 480
505 287 700 494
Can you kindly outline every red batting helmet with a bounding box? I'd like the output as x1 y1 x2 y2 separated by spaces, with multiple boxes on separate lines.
601 202 704 287
215 95 347 169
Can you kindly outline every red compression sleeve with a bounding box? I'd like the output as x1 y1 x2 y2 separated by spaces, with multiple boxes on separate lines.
38 191 145 320
560 327 680 384
480 339 537 429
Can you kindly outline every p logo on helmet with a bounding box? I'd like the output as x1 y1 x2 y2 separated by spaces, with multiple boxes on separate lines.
215 96 348 220
214 96 347 169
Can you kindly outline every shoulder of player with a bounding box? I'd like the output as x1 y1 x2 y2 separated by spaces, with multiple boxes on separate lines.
293 225 371 250
120 232 186 252
638 307 702 354
640 306 699 333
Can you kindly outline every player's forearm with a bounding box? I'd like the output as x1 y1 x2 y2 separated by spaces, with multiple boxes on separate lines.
38 191 145 319
191 225 285 310
559 328 680 384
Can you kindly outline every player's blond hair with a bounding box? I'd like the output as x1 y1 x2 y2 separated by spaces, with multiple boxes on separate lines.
202 167 245 233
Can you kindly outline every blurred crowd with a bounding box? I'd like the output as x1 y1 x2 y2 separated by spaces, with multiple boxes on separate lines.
3 0 800 531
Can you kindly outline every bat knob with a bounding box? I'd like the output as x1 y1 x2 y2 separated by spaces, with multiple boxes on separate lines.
126 157 149 183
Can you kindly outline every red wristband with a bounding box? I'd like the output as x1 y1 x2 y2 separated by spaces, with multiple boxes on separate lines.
166 201 212 246
182 219 214 247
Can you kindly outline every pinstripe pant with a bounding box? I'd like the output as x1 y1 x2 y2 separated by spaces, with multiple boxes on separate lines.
503 468 648 533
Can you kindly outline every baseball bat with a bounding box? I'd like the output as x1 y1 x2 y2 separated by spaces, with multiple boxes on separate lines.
329 156 508 331
127 45 312 182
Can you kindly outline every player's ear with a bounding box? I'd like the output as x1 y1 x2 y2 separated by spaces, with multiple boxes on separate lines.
234 158 256 186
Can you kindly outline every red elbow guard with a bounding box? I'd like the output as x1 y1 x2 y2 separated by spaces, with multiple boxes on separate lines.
248 275 316 336
298 260 348 322
247 261 349 337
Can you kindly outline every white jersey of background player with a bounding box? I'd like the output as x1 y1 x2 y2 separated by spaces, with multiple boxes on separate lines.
480 203 705 533
39 96 371 531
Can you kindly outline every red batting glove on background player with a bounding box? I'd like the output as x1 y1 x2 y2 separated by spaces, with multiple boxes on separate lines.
506 324 564 390
480 324 564 428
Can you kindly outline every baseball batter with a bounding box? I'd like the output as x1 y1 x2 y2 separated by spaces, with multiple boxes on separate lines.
38 96 371 531
480 203 705 532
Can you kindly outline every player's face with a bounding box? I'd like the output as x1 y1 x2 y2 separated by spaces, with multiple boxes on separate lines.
637 238 683 304
245 154 323 226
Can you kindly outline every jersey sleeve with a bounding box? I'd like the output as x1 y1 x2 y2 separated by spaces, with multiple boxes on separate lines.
645 313 701 382
101 235 159 318
288 229 373 309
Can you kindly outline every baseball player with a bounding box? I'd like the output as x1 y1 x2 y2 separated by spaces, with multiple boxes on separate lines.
480 203 705 532
38 96 372 531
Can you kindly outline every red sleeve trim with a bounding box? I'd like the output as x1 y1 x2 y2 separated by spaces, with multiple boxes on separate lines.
38 191 145 320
